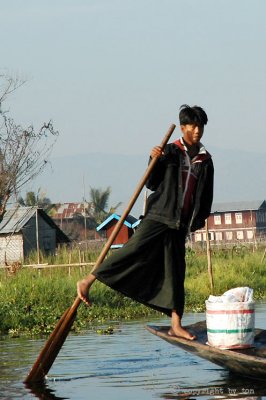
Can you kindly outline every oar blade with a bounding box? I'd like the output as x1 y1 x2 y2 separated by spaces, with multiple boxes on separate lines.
24 307 77 383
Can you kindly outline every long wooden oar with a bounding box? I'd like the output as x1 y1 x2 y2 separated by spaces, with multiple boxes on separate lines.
24 123 176 383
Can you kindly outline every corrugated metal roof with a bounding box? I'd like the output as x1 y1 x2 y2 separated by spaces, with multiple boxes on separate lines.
211 200 266 213
53 202 94 219
0 206 71 243
0 207 37 234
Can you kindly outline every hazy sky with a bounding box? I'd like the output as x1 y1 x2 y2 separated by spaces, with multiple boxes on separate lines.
1 0 266 208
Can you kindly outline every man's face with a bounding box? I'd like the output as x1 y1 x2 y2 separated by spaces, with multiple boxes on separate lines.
180 124 204 146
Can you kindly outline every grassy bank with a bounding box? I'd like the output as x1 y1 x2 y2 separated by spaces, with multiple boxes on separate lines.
185 247 266 310
0 246 265 336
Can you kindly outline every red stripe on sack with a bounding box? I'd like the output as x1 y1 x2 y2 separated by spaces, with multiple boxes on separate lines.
206 309 254 315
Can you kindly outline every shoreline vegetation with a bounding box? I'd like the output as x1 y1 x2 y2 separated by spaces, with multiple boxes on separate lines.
0 244 265 337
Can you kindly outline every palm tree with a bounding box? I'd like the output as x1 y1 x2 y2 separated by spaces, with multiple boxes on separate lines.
89 186 122 225
90 187 111 215
18 189 51 210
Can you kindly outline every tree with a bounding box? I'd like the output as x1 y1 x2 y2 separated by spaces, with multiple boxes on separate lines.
18 189 52 210
89 186 122 225
0 75 58 219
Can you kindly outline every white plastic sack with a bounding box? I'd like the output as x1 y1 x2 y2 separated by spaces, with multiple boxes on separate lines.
207 287 253 304
206 287 255 349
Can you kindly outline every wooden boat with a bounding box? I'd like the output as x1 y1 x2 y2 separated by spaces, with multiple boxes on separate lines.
146 321 266 380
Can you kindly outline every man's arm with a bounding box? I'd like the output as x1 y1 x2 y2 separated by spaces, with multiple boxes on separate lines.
146 146 166 191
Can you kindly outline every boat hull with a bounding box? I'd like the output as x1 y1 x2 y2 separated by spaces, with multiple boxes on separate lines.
146 321 266 380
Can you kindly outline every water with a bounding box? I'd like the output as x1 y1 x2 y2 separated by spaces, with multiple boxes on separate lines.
1 304 266 399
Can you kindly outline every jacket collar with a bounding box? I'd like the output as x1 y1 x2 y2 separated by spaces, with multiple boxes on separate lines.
174 137 212 160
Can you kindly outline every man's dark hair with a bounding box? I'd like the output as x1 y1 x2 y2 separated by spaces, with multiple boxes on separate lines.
179 104 208 127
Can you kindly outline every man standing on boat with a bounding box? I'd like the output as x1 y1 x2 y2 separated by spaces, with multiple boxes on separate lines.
77 104 214 340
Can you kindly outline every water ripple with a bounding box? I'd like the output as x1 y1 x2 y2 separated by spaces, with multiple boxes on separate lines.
1 310 266 399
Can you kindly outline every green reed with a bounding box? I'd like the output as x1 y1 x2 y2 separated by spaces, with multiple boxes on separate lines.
0 245 265 336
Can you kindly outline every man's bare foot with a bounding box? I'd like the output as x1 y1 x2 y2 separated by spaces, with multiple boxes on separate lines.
170 310 196 340
77 279 91 306
168 327 196 340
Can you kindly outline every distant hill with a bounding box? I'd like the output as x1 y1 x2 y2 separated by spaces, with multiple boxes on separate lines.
30 147 266 217
32 152 148 217
211 146 266 203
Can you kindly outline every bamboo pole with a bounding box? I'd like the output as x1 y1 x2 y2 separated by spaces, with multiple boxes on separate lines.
205 218 214 293
35 208 40 265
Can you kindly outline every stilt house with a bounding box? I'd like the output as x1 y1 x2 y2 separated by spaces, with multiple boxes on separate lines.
192 200 266 245
0 206 70 264
96 213 138 248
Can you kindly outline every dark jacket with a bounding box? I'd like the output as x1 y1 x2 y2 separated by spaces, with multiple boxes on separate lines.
145 142 214 232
